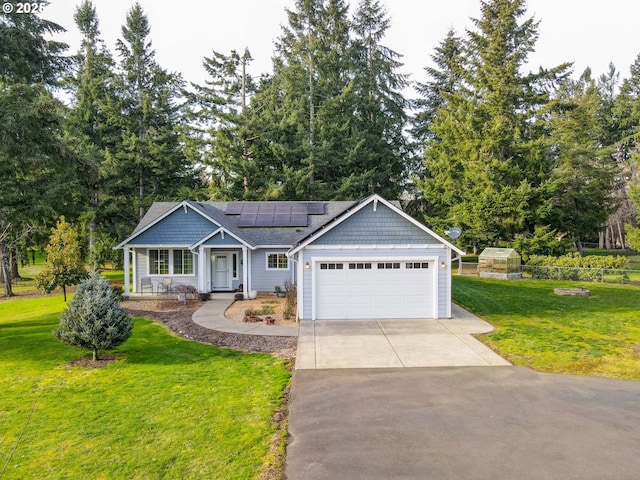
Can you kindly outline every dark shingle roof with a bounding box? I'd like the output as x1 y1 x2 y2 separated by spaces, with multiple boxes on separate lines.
127 200 360 248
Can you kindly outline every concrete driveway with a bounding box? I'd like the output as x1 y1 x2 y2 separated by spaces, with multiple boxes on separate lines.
295 304 510 369
285 367 640 479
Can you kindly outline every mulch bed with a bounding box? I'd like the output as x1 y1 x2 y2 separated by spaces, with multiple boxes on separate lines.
123 298 298 361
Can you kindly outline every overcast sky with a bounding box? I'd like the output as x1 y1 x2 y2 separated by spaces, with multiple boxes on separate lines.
42 0 640 90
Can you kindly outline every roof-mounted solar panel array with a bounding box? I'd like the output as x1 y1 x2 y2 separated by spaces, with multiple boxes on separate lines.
225 201 324 227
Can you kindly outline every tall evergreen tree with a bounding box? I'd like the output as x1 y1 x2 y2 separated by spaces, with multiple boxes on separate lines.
419 0 569 249
189 48 263 199
547 69 620 254
412 28 465 146
104 3 204 235
339 0 409 200
617 53 640 249
65 0 118 271
0 4 72 295
261 0 353 199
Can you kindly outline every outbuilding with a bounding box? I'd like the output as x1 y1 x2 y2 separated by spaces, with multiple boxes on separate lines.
478 247 522 280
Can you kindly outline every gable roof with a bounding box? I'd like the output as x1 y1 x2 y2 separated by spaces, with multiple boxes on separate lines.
288 194 466 256
116 195 465 255
116 199 358 249
115 201 220 249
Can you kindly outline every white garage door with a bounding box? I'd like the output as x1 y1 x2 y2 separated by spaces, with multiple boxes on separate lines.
315 261 435 319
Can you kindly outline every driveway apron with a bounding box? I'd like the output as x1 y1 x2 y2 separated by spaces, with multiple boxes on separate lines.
285 367 640 480
295 304 510 369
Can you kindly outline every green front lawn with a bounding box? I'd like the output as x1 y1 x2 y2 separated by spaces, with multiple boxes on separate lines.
453 276 640 380
0 295 290 479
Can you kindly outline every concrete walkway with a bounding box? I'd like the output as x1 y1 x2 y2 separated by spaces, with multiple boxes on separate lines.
191 293 299 337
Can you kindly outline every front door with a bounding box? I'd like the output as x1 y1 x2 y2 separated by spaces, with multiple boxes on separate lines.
211 253 231 290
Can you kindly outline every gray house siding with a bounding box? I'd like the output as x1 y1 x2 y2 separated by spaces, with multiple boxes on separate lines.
299 246 450 319
250 249 294 292
132 207 216 245
202 231 242 247
313 202 440 245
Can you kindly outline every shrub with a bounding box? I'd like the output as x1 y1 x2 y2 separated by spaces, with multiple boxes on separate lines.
54 273 133 361
525 253 629 282
35 217 87 301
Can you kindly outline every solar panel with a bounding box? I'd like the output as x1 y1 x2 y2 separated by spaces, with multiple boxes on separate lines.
238 214 257 227
258 203 275 214
225 203 244 215
291 203 307 214
255 214 274 227
290 213 308 226
242 203 259 214
306 202 324 214
273 214 291 225
274 203 292 214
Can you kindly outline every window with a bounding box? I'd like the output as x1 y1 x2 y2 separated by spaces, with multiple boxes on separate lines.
348 263 371 270
320 263 344 270
267 253 288 270
377 262 400 269
173 249 194 275
149 249 169 275
149 249 193 275
406 262 429 269
232 253 238 279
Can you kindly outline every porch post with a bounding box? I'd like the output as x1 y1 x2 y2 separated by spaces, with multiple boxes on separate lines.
242 245 248 299
123 246 130 297
198 245 206 293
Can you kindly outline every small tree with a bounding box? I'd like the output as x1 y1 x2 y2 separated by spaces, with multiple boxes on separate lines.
54 273 133 361
35 216 87 301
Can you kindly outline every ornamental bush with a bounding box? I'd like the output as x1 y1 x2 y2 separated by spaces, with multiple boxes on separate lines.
35 216 87 301
54 273 133 361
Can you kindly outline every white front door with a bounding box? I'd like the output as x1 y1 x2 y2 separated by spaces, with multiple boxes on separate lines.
211 253 231 290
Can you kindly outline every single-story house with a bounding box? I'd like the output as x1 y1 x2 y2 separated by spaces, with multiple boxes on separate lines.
115 194 465 320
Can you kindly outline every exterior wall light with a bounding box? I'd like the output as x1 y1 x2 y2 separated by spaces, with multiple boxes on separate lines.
440 261 447 269
305 262 311 270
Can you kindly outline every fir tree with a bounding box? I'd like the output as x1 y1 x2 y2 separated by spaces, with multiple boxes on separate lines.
419 0 570 248
0 7 71 295
54 273 133 362
104 2 204 232
547 69 621 254
65 0 118 271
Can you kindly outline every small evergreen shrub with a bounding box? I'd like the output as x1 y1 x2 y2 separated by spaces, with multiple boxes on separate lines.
54 273 133 361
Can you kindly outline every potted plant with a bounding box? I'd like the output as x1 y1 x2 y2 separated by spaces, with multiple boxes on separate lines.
243 309 261 323
274 285 285 298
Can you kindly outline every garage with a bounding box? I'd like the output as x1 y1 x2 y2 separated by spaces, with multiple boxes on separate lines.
314 259 436 320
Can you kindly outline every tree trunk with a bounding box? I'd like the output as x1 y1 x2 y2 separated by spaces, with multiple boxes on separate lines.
62 284 67 302
92 348 99 362
11 248 21 279
616 217 625 248
0 241 13 297
575 238 584 256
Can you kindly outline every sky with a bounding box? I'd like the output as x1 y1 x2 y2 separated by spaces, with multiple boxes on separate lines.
41 0 640 91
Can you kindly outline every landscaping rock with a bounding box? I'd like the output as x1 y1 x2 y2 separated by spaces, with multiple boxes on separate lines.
554 287 591 296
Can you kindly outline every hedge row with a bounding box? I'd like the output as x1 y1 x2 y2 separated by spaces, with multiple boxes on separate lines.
524 253 629 282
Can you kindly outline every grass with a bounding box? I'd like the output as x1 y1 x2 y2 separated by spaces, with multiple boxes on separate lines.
453 275 640 380
0 294 290 479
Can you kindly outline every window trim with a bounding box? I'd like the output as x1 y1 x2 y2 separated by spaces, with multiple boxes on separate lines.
148 248 195 276
266 252 289 271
